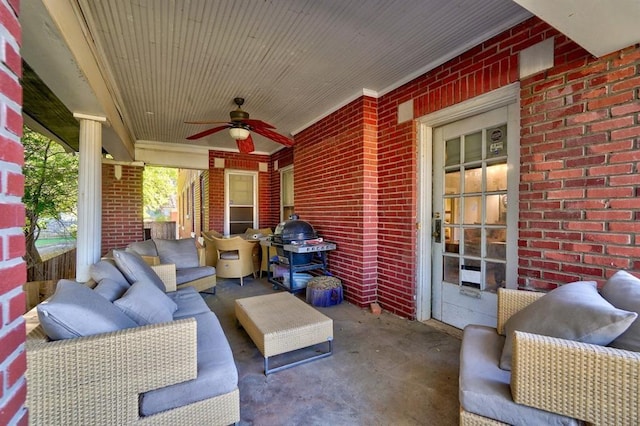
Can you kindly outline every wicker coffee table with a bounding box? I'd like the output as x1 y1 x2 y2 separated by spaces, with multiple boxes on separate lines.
235 292 334 374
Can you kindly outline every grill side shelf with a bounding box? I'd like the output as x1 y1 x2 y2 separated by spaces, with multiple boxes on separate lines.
267 243 336 293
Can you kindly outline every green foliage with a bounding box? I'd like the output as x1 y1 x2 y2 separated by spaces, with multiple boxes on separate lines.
22 126 78 267
143 166 177 220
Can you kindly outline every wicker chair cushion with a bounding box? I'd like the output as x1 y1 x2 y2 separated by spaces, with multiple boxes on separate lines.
220 251 239 260
37 280 137 340
155 238 200 269
89 260 130 287
175 266 216 285
460 324 580 425
601 270 640 351
500 281 637 370
140 307 238 416
113 249 167 292
94 278 130 302
114 279 178 326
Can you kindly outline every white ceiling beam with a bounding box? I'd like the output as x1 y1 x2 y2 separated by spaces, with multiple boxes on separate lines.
513 0 640 57
41 0 136 160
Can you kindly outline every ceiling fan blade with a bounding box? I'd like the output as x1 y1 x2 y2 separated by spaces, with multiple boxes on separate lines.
237 134 255 153
243 119 275 129
185 120 230 125
250 126 294 147
185 125 229 140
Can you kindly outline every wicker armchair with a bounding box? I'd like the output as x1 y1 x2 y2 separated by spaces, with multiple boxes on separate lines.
201 230 223 267
210 235 258 286
460 288 640 425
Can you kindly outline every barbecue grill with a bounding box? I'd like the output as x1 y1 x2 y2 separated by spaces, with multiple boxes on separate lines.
265 216 337 292
272 219 318 264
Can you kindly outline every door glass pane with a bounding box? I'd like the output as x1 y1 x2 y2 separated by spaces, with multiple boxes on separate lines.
464 167 482 193
487 125 507 159
445 197 460 224
229 174 253 205
445 137 460 166
487 232 506 260
444 228 459 254
486 162 507 191
464 131 482 162
445 171 460 194
485 194 506 225
463 196 482 224
230 206 253 221
485 261 505 292
463 228 482 257
461 259 481 289
443 256 459 283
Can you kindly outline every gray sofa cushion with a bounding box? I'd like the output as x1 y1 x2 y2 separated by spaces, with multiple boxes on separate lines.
126 239 158 257
601 270 640 351
460 324 580 425
500 281 637 370
168 287 212 318
94 278 130 302
90 260 130 287
140 304 238 416
37 280 137 340
155 238 200 269
114 280 178 325
175 266 216 285
112 249 167 292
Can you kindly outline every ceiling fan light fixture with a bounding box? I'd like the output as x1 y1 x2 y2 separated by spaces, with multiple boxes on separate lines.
229 127 250 140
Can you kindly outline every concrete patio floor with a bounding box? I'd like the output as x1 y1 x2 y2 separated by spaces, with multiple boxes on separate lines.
203 276 461 425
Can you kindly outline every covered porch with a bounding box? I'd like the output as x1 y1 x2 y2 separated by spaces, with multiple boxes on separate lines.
3 0 640 423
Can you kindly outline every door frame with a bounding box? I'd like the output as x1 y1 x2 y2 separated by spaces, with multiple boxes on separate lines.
416 83 520 321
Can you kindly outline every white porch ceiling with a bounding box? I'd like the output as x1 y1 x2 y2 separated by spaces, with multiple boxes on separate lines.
19 1 640 163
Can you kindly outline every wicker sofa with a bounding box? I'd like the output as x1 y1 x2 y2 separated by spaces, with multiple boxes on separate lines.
459 272 640 425
126 237 216 293
25 255 239 425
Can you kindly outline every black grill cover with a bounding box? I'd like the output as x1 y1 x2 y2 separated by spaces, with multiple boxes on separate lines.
274 219 317 244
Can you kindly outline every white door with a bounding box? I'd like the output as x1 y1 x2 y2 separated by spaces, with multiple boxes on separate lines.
224 170 258 235
431 105 518 329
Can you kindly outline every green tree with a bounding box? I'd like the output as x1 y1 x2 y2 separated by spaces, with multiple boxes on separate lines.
23 126 78 268
143 166 177 220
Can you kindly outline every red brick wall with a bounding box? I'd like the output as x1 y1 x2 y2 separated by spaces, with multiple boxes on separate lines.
519 41 640 289
207 151 276 232
294 96 379 308
101 164 144 254
373 19 547 316
298 17 640 316
0 1 27 423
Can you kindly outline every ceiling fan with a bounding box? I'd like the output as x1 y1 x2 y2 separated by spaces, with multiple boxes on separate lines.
185 97 294 153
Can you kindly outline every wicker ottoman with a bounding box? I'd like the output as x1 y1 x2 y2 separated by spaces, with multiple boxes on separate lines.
235 292 333 374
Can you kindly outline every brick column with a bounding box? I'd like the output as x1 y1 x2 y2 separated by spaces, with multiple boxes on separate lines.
0 1 28 424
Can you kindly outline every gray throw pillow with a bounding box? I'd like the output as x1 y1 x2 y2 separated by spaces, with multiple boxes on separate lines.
89 260 130 287
114 279 178 325
154 238 199 269
37 279 137 341
126 239 158 256
94 278 130 302
601 270 640 351
500 281 637 370
112 249 166 292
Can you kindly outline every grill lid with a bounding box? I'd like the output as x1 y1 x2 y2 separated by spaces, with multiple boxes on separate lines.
274 219 316 243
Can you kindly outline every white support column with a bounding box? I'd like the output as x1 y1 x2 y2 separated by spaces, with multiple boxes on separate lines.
74 113 107 282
